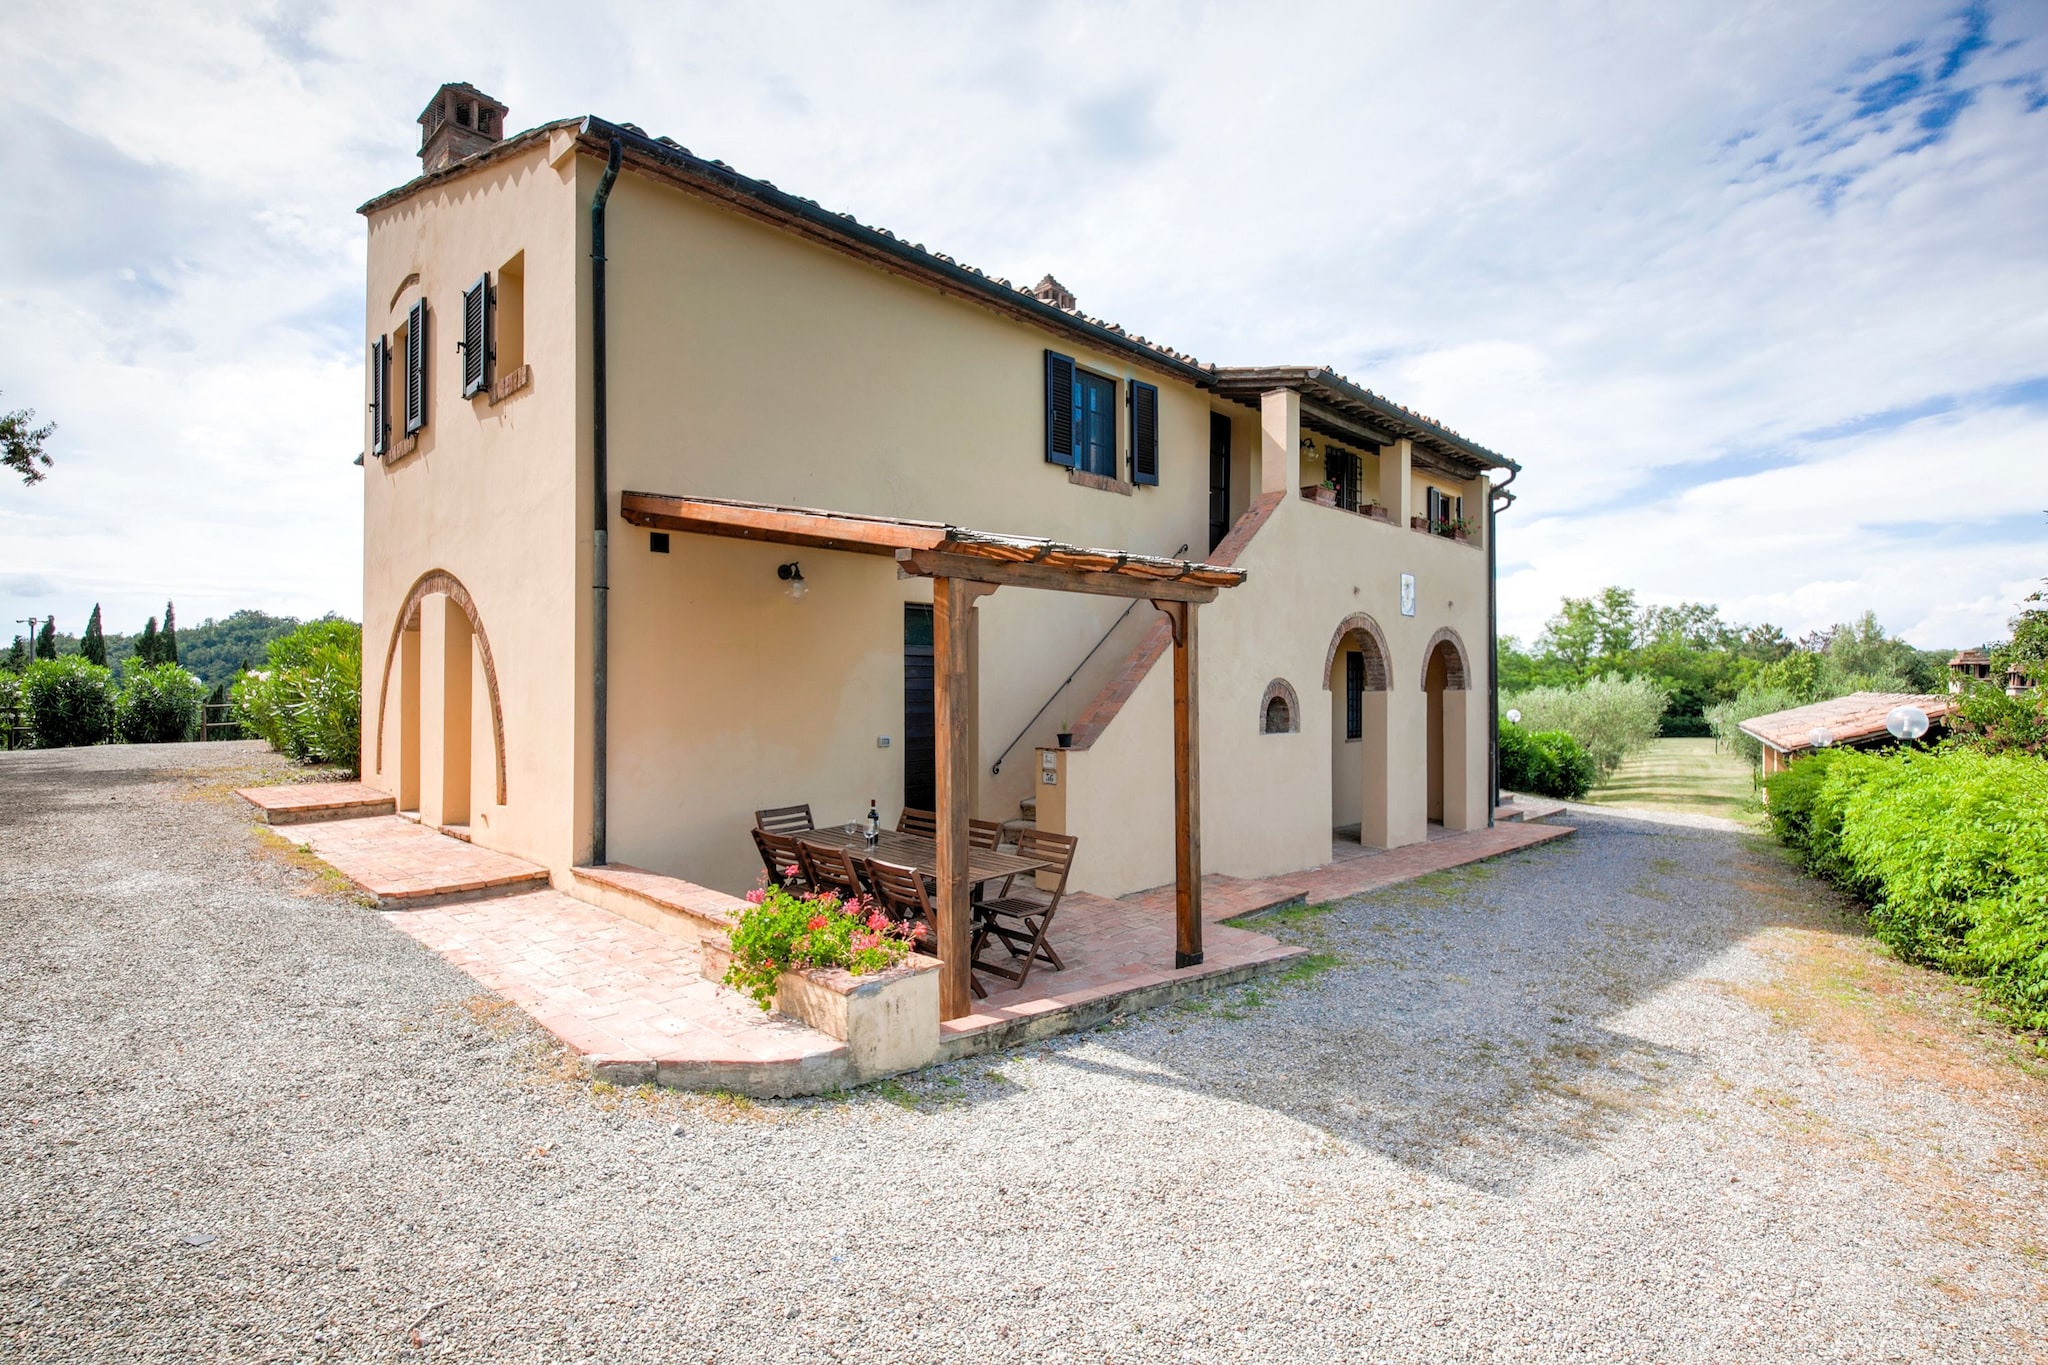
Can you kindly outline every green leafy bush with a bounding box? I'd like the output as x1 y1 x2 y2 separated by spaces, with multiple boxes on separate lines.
115 662 208 744
1502 673 1668 779
1498 721 1595 799
1947 682 2047 757
1768 747 2048 1030
21 655 116 748
723 881 924 1010
232 619 362 771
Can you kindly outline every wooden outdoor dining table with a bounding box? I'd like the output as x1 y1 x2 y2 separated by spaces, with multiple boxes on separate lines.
798 825 1051 891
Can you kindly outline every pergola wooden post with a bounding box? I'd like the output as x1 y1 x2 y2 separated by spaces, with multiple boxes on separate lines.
931 575 993 1020
1156 600 1202 968
614 492 1248 1022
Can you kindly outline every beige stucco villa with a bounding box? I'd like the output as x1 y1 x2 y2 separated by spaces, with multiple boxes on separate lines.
358 84 1522 1004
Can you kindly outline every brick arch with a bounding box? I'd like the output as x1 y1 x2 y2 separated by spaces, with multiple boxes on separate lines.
1259 678 1300 734
373 569 508 803
1420 626 1470 691
1321 613 1392 691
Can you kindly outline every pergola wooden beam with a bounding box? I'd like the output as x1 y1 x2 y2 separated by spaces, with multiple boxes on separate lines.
896 549 1222 603
1155 600 1202 968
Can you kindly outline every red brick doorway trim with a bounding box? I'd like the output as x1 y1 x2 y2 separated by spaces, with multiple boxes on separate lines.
373 569 509 804
1420 626 1470 691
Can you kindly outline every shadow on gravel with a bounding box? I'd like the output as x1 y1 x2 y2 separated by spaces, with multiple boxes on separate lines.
1035 811 1857 1196
0 758 181 830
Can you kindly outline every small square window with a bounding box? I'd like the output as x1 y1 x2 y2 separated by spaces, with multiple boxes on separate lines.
649 532 670 554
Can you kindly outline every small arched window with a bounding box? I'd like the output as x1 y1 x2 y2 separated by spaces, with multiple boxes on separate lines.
1259 679 1300 734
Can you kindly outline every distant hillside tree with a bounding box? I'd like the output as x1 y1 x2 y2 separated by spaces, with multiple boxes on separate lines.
160 601 178 665
135 617 159 667
34 619 56 661
175 610 303 687
4 636 25 672
80 604 106 667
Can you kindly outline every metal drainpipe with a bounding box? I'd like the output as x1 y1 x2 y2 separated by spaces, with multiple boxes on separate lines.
590 135 622 866
1488 461 1520 825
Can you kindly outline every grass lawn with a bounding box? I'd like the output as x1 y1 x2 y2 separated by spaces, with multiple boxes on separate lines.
1579 736 1762 824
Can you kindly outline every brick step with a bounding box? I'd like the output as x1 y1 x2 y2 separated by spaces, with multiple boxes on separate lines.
234 781 397 826
568 863 747 948
289 815 552 910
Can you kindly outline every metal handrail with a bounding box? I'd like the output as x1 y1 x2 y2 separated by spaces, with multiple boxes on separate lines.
989 543 1186 776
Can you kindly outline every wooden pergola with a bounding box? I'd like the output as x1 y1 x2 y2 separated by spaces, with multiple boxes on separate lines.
620 491 1249 1019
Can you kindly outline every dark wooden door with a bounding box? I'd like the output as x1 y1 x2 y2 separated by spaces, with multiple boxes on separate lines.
1208 412 1231 551
903 604 935 810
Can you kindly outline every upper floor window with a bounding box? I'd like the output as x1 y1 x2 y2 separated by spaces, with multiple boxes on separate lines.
1076 369 1116 478
1044 350 1160 487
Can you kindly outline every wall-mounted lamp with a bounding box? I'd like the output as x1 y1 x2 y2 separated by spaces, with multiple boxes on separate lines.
777 561 808 600
1300 434 1319 460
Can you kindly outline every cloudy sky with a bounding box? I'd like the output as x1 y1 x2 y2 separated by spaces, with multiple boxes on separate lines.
2 0 2044 648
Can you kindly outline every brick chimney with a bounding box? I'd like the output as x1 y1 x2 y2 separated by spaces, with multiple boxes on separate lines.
1031 274 1077 311
418 83 508 173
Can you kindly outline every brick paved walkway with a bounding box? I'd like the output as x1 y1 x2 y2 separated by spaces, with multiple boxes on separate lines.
291 816 549 906
387 890 847 1090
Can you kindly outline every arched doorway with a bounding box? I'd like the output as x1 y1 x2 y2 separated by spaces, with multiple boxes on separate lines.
1324 614 1391 848
375 569 508 828
1422 628 1473 830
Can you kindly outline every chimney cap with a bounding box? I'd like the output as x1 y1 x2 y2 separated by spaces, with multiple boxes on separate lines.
1031 274 1077 311
417 82 509 172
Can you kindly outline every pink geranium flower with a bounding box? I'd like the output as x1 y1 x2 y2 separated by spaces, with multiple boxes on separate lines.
744 889 766 904
807 914 829 932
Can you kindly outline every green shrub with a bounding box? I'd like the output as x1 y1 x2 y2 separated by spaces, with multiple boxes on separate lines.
1947 681 2048 757
1768 747 2048 1030
232 619 362 771
115 662 207 744
1498 721 1595 799
20 655 116 748
1764 747 1883 893
1502 673 1667 779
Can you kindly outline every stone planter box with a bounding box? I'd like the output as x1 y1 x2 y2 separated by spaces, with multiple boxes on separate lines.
1301 484 1337 507
699 934 941 1080
1358 503 1390 523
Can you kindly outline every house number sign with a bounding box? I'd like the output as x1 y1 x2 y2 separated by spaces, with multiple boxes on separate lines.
1400 573 1416 617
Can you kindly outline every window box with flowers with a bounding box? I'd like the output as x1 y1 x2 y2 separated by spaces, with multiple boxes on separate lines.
702 874 941 1078
1301 482 1338 507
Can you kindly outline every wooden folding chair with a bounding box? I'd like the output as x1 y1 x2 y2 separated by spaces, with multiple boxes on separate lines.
866 857 982 998
969 818 1003 852
896 807 937 838
755 804 815 837
795 838 868 901
971 828 1077 990
752 827 809 891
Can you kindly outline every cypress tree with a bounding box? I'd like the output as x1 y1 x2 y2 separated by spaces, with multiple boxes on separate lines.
161 601 178 665
136 617 159 667
4 636 24 672
34 618 56 661
81 604 106 666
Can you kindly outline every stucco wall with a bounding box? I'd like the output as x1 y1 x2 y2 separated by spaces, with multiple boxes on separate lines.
1055 478 1495 898
587 162 1238 894
360 137 585 873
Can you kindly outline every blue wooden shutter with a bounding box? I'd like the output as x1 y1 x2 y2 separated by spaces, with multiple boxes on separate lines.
1128 379 1159 486
460 273 491 398
369 336 390 457
404 298 428 435
1044 351 1076 467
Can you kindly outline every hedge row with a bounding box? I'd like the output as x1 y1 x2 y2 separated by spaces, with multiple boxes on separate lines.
1499 721 1595 800
1767 747 2048 1030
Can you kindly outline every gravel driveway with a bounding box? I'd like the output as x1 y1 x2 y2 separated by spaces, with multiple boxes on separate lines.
5 742 2045 1362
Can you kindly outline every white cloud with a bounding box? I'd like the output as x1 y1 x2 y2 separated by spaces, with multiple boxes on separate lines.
0 0 2043 652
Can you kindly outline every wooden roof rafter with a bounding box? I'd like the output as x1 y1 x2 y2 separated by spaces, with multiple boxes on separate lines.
618 491 1248 603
